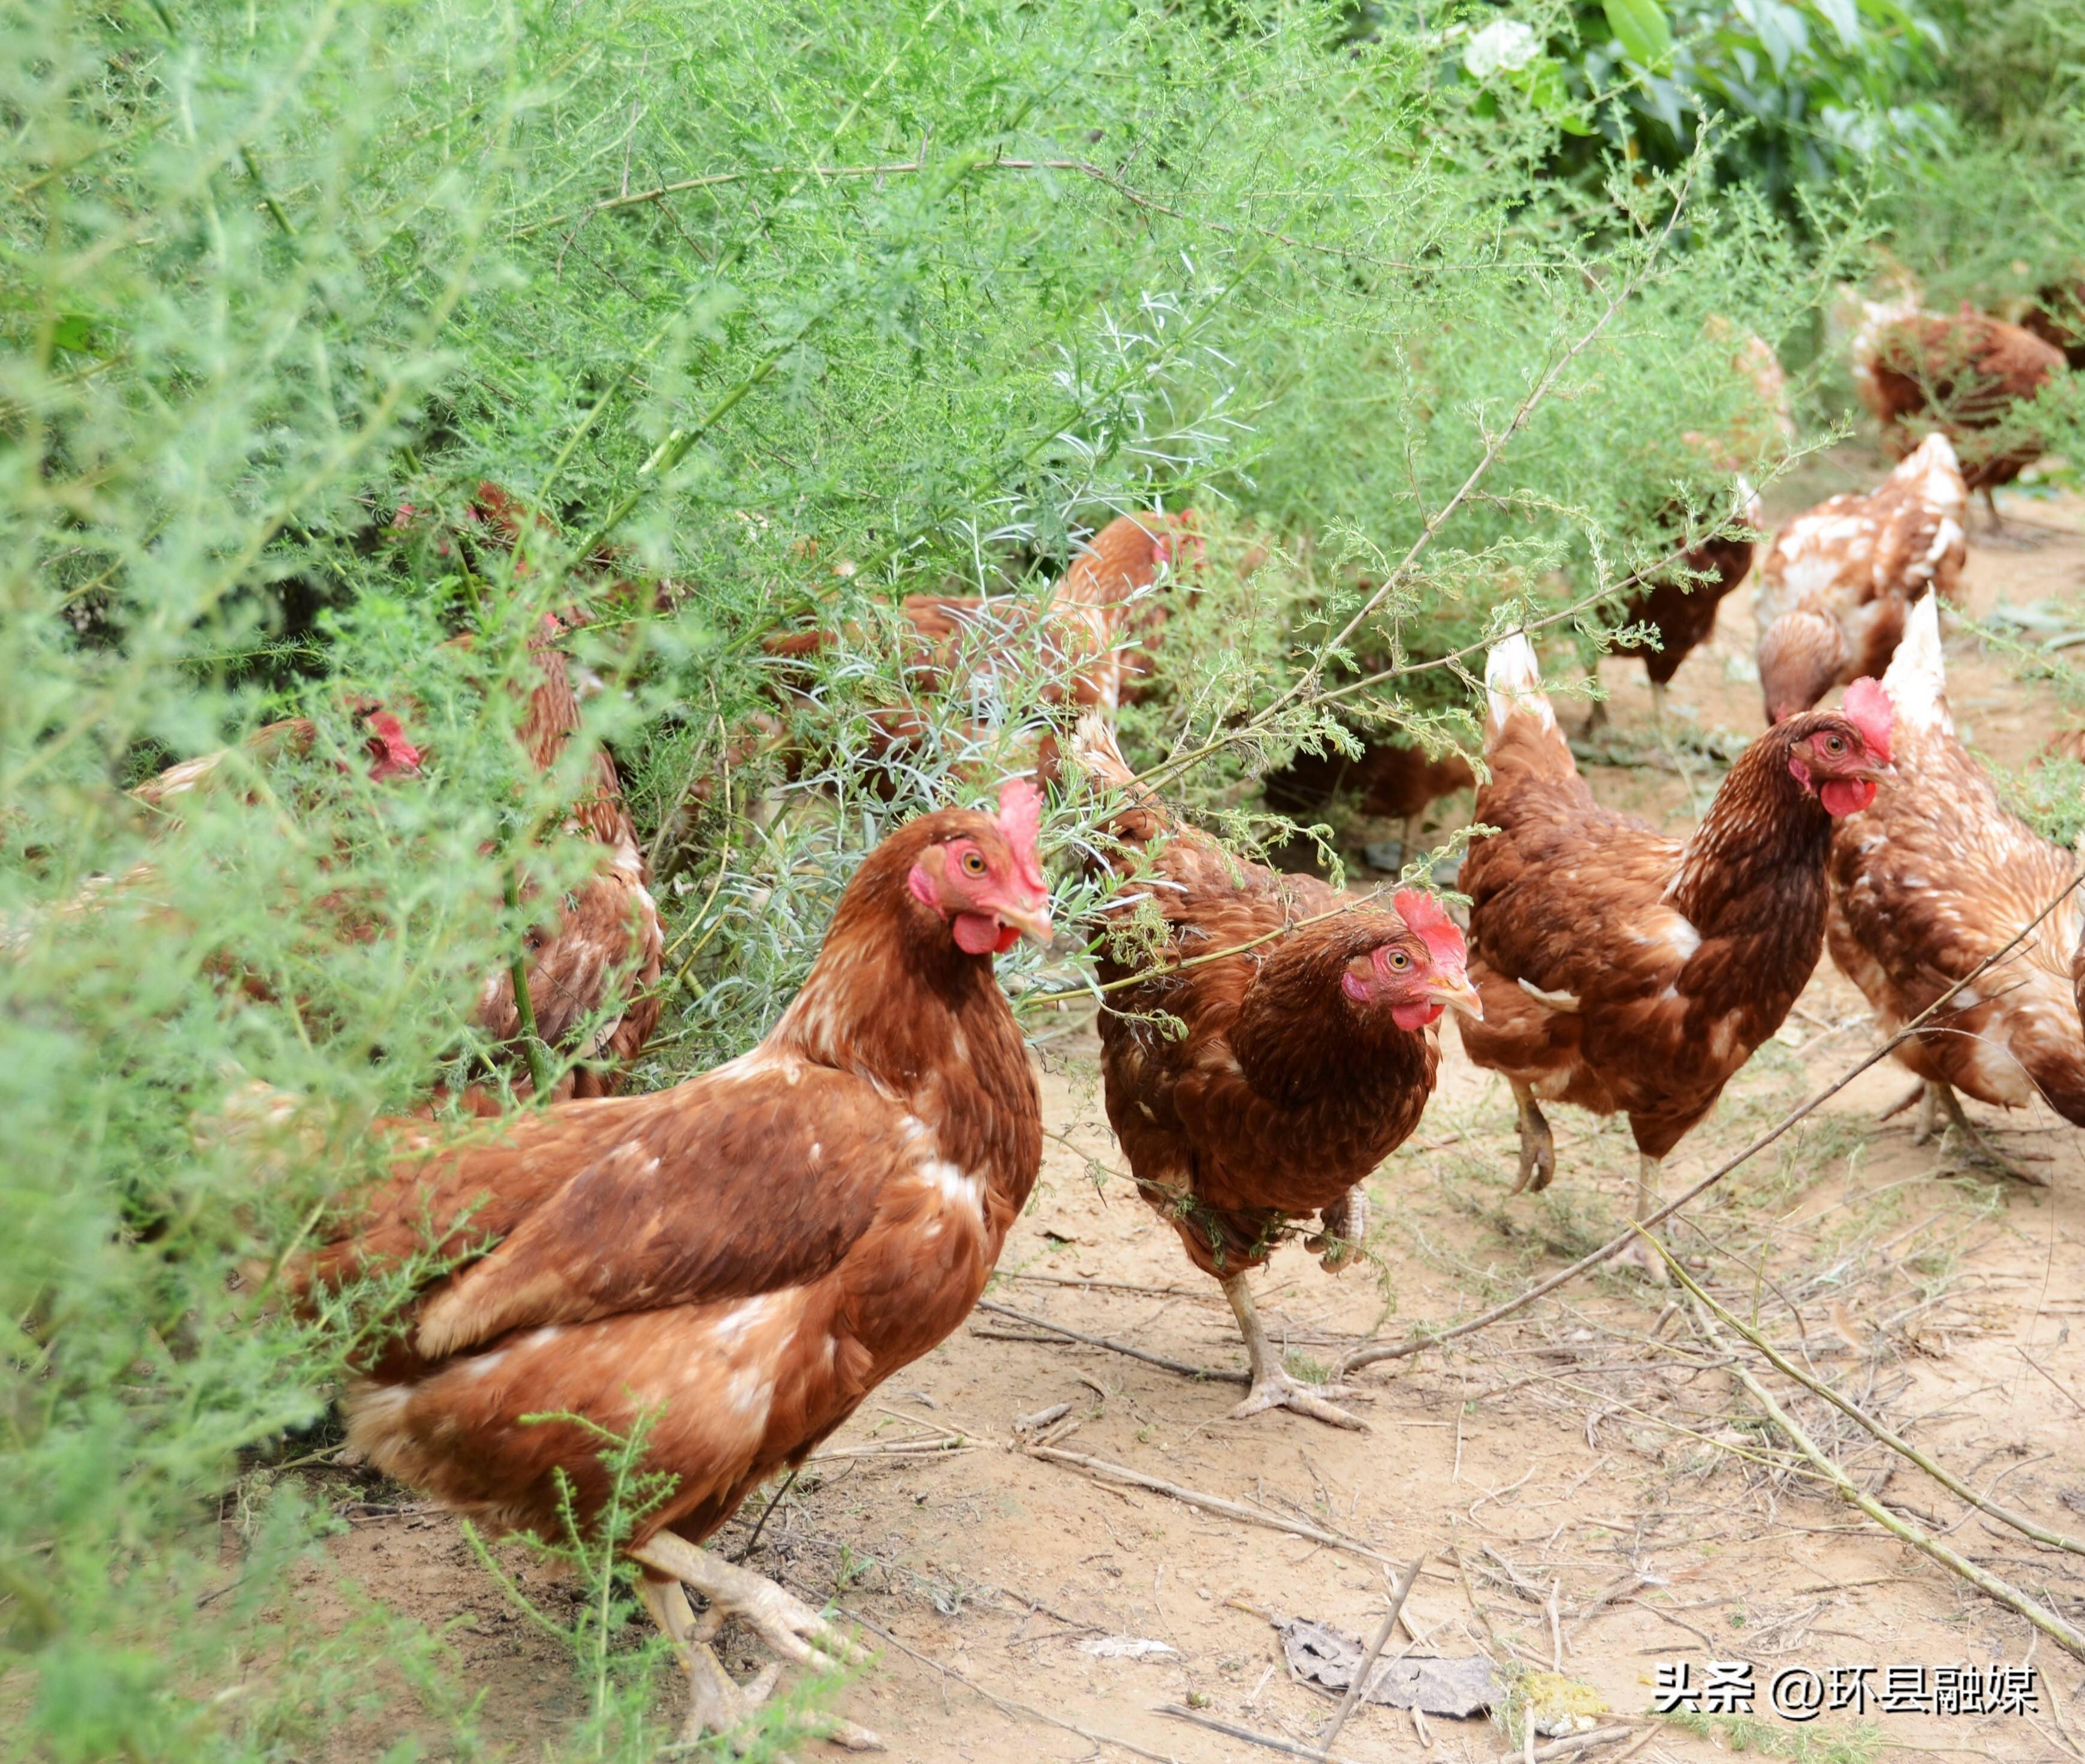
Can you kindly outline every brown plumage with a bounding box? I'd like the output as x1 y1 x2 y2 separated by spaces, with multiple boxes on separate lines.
741 511 1202 791
1827 597 2084 1173
300 785 1051 1745
1260 736 1476 860
1075 711 1478 1426
128 620 662 1105
464 614 664 1103
1606 495 1764 725
1753 433 1968 724
2023 281 2085 372
1853 300 2066 496
1459 635 1896 1275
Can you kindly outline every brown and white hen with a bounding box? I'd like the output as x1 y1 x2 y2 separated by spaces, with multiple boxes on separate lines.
1827 595 2085 1177
1754 433 1967 725
300 782 1052 1747
1458 634 1894 1274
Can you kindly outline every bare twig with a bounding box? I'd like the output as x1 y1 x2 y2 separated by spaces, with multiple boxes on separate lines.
974 1298 1247 1385
1676 1280 2085 1659
1023 1445 1398 1567
1318 1548 1431 1756
828 1598 1193 1764
1470 1729 1639 1764
1670 1254 2085 1558
1154 1704 1369 1763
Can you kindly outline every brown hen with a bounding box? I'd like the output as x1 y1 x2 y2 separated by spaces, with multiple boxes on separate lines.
1459 634 1894 1275
745 510 1201 789
301 783 1052 1746
131 620 662 1104
1754 433 1968 724
1853 299 2065 511
1827 595 2084 1177
1076 711 1478 1427
464 613 665 1102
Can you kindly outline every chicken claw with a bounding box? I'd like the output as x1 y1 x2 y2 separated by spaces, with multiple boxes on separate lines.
1232 1368 1371 1431
1509 1082 1555 1195
1622 1153 1670 1285
638 1531 871 1673
1220 1273 1372 1431
632 1531 882 1751
1933 1084 2049 1187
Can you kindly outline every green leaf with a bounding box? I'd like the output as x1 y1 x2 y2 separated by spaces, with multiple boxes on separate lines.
51 313 95 353
1603 0 1673 68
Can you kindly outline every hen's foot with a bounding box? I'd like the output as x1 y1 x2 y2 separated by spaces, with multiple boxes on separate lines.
1230 1367 1372 1431
1621 1231 1672 1284
632 1534 881 1753
1510 1086 1555 1195
1879 1078 1945 1146
1219 1271 1371 1430
1936 1086 2050 1187
1627 1153 1670 1284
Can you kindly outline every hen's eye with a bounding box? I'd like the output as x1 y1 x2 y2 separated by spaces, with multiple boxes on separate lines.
1386 949 1411 970
1824 734 1846 756
959 849 987 877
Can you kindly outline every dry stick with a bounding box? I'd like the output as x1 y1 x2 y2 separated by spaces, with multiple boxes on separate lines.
1339 870 2085 1378
2021 1347 2085 1418
1022 1445 1398 1567
832 1602 1187 1764
1666 1253 2085 1559
1318 1548 1431 1756
1470 1729 1639 1764
1676 1283 2085 1659
973 1298 1248 1385
1152 1705 1370 1763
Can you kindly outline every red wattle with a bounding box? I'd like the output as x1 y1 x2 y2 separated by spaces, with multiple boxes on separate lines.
1391 1002 1444 1032
1820 778 1877 817
952 912 1002 954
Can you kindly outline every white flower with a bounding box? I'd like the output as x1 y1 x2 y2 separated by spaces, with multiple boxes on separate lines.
1463 18 1540 79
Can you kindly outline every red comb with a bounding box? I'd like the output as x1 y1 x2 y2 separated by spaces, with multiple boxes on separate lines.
1841 677 1894 765
1393 888 1465 970
995 778 1047 895
363 709 424 780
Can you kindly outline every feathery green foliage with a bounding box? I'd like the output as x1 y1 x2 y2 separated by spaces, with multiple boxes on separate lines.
0 0 1920 1754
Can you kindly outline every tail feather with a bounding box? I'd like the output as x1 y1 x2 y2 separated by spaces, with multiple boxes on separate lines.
1484 633 1556 738
1072 708 1170 848
1481 631 1576 792
1889 430 1967 516
1881 591 1950 737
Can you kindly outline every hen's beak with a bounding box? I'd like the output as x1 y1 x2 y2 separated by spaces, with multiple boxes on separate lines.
1431 972 1485 1021
1856 758 1898 783
994 897 1056 948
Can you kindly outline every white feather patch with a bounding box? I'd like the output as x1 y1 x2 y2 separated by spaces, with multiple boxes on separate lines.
1517 976 1582 1013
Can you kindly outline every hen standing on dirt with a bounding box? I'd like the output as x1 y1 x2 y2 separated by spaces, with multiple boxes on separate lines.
300 783 1052 1747
1458 635 1895 1274
1076 713 1480 1428
1827 595 2085 1177
1754 433 1968 724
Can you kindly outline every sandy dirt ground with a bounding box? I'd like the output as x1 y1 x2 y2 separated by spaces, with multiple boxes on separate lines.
294 453 2085 1763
